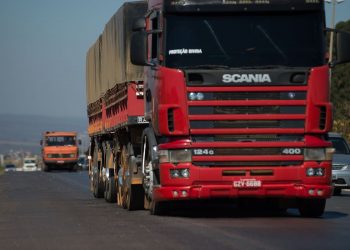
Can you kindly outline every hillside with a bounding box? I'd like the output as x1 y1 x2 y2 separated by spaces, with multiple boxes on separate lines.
331 20 350 140
0 114 88 154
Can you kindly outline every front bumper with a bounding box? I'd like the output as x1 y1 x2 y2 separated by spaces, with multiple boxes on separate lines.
153 161 332 202
153 183 332 201
44 159 78 166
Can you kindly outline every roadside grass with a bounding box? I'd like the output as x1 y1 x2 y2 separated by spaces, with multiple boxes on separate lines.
0 166 4 175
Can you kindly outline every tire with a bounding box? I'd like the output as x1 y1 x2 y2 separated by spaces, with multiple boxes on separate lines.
104 176 117 203
104 144 117 203
150 200 166 216
42 164 50 172
93 168 104 198
298 199 326 218
70 164 78 172
125 143 144 210
92 146 104 198
126 184 144 211
333 188 342 196
142 128 162 214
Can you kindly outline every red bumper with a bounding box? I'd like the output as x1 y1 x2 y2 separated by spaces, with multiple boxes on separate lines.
153 161 333 202
153 183 332 201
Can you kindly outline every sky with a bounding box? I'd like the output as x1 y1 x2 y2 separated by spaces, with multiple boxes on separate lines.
0 0 350 118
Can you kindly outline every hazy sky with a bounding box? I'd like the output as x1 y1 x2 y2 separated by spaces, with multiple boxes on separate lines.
0 0 349 118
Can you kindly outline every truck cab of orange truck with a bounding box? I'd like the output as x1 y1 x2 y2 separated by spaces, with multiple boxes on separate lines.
41 131 80 171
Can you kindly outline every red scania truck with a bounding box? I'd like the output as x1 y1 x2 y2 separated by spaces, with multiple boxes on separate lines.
86 0 350 216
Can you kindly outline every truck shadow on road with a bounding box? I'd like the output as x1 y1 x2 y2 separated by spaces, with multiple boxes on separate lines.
158 199 348 219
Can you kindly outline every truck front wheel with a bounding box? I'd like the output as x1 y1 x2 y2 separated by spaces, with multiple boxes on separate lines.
298 199 326 217
42 164 50 172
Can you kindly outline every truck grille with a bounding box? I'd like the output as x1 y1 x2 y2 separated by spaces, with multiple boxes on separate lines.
47 154 73 158
186 70 308 168
188 92 307 131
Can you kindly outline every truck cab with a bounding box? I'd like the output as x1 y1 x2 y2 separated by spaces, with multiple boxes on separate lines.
130 0 350 216
41 131 80 171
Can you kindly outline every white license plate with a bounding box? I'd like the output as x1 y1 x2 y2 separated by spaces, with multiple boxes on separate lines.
233 179 262 188
57 161 65 164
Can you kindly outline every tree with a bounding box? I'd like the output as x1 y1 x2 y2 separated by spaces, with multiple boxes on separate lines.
331 20 350 139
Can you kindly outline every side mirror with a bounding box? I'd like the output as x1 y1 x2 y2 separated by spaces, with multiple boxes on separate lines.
78 140 82 145
131 31 151 66
40 140 43 146
336 31 350 65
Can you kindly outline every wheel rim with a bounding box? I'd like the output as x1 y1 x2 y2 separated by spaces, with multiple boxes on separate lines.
116 146 128 208
142 136 153 209
105 145 114 200
92 146 99 195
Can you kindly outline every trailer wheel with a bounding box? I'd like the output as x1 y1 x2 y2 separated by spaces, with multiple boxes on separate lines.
93 169 104 198
298 199 326 217
125 144 144 210
104 147 116 203
126 184 144 211
104 176 117 203
117 146 128 208
92 147 104 198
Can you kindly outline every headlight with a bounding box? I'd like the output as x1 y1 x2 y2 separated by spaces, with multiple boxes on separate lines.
196 92 204 100
70 153 75 158
170 168 190 179
306 167 325 177
306 168 315 176
342 165 350 171
188 92 204 101
170 169 180 178
181 168 190 178
315 168 324 176
188 92 197 101
47 154 53 158
304 148 333 161
158 149 192 163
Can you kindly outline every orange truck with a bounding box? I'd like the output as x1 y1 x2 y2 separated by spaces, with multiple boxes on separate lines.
41 131 80 171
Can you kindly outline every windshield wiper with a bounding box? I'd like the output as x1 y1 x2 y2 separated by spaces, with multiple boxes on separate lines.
256 25 288 63
204 20 230 60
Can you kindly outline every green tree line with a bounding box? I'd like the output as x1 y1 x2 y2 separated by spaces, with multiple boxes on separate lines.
331 20 350 140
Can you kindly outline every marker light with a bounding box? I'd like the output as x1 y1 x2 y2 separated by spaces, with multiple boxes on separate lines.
188 92 197 101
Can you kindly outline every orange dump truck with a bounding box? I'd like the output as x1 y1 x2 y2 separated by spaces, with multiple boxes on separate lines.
41 131 80 171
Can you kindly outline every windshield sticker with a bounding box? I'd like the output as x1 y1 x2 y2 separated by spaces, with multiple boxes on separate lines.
169 49 203 55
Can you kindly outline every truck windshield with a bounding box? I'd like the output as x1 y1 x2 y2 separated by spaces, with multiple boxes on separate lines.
46 136 76 146
165 12 325 69
24 160 36 164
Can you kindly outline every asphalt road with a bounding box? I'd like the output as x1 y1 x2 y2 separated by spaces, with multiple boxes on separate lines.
1 171 349 250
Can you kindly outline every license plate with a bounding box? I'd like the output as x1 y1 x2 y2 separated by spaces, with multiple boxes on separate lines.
233 179 262 188
57 161 65 164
